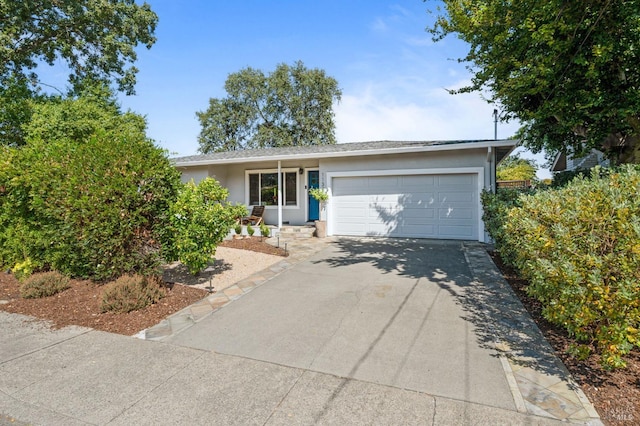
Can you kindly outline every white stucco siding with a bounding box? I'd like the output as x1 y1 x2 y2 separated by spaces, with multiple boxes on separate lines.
179 166 209 184
206 160 319 226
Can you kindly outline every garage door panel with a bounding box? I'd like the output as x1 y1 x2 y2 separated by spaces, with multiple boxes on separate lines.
439 207 474 220
369 194 402 203
402 224 437 235
439 225 475 239
332 174 478 240
401 208 436 219
437 175 475 185
401 175 435 187
438 191 475 203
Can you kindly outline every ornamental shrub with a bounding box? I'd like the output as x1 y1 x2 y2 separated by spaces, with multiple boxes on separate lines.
20 271 70 299
164 178 247 275
0 131 181 281
259 223 271 238
503 166 640 368
481 187 535 264
100 274 166 313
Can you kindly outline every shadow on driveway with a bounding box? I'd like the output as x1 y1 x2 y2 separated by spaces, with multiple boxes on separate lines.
314 237 571 381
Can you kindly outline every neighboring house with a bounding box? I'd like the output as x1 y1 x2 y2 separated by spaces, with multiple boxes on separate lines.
173 139 516 242
551 148 609 172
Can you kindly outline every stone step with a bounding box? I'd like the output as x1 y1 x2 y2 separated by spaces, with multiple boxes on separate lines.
276 226 316 239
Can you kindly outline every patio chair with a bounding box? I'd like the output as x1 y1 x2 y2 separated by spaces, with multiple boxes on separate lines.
241 205 265 226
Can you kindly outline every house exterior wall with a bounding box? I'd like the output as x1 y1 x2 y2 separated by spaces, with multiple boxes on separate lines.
175 149 493 235
180 159 320 226
319 149 492 191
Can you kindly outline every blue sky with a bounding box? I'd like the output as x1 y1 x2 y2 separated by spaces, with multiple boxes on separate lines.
43 1 550 177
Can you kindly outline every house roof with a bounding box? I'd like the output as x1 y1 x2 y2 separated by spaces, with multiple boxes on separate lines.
173 139 517 167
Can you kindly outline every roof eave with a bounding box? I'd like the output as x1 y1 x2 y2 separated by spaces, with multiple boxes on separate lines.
172 139 519 168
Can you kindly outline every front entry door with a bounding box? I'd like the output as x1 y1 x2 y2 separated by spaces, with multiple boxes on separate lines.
308 170 319 221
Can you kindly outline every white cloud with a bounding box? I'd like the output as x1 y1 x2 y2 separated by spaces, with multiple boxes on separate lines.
334 86 551 179
335 82 521 143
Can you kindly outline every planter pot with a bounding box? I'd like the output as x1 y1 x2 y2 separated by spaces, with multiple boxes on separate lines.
314 220 327 238
233 234 242 239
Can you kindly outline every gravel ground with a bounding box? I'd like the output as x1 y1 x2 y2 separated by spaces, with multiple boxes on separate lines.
162 246 284 292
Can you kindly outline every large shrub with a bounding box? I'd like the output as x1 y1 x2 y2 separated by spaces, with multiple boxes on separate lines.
164 178 246 275
0 132 181 280
481 187 535 264
502 166 640 368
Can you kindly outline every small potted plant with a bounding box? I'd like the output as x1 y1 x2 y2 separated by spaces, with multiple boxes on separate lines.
259 223 271 240
233 223 242 239
246 223 255 238
309 188 329 238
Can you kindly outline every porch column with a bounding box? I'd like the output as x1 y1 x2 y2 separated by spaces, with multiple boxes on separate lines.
277 160 283 230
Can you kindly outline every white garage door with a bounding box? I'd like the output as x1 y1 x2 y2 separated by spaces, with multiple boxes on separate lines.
331 174 478 240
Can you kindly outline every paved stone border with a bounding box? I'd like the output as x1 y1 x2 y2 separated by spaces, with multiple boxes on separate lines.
462 242 602 425
136 238 333 341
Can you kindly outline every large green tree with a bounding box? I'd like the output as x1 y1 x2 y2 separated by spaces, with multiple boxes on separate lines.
197 61 342 153
430 0 640 164
0 0 157 146
0 0 157 94
23 84 146 144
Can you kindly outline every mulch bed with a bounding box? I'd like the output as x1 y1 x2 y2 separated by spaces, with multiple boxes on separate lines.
0 237 285 335
219 236 288 256
490 251 640 425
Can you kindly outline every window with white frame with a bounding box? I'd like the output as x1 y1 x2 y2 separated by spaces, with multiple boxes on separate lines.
247 170 298 206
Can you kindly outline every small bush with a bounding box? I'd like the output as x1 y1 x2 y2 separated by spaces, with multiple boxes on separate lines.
100 274 166 314
234 223 242 235
20 271 70 299
259 223 271 238
246 224 255 236
502 166 640 368
165 178 247 275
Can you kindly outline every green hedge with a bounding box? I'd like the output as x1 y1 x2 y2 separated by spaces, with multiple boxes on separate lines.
499 166 640 368
481 187 535 264
0 132 181 281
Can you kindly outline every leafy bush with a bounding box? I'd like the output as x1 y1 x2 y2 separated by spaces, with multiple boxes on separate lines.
165 178 247 275
246 224 255 236
0 130 181 281
20 271 70 299
259 223 271 238
100 274 166 313
481 187 535 263
551 168 591 188
502 166 640 368
234 223 242 235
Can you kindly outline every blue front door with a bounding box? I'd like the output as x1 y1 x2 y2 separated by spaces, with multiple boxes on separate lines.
308 170 319 221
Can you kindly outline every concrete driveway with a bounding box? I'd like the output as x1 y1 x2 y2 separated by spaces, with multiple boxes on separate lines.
164 238 600 424
168 239 512 409
0 238 601 425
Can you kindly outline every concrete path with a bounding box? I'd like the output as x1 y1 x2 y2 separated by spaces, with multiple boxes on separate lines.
0 238 602 425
